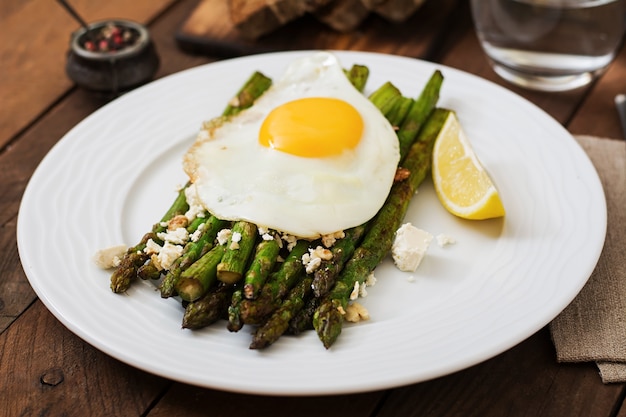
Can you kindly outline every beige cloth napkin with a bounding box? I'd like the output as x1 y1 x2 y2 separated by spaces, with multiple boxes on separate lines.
549 135 626 383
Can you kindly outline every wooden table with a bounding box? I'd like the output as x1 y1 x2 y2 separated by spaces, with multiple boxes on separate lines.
2 1 625 415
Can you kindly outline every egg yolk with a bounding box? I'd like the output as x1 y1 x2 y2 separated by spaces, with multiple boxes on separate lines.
259 97 364 158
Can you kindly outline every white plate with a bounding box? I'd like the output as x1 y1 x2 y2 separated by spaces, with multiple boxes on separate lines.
17 51 606 396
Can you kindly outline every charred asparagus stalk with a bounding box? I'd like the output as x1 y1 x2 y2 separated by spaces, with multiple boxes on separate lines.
397 70 443 161
243 235 281 300
287 295 318 335
313 108 451 349
346 64 370 92
227 287 245 332
311 224 368 298
137 262 161 280
110 184 190 293
249 276 314 349
182 282 235 329
222 71 272 116
238 240 309 325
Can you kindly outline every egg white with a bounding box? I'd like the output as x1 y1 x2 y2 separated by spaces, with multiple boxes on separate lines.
183 52 399 238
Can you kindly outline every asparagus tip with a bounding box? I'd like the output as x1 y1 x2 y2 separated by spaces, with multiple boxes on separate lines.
313 302 344 349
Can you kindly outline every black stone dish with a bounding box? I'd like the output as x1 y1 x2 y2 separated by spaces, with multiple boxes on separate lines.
66 19 159 94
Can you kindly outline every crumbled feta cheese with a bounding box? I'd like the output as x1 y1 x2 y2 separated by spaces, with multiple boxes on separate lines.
321 230 345 248
258 226 276 241
261 233 274 241
359 283 368 298
348 272 376 301
391 223 433 272
183 184 207 221
217 229 232 245
344 302 369 322
167 214 188 230
364 272 377 287
189 222 206 242
157 227 189 245
156 242 184 270
407 275 416 283
313 246 333 260
228 231 242 250
302 246 333 274
302 253 321 274
144 238 162 255
350 281 360 300
281 233 298 251
150 254 163 271
436 233 457 247
93 244 127 269
142 238 184 271
190 230 202 243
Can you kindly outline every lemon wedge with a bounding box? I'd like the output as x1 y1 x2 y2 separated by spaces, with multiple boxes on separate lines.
431 111 505 220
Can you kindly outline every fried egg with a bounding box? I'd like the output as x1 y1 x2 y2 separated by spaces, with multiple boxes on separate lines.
183 52 399 238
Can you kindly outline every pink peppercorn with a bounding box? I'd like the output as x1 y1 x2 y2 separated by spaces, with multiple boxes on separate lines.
80 22 139 53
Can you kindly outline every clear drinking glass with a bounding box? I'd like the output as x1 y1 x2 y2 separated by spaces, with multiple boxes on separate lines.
470 0 626 91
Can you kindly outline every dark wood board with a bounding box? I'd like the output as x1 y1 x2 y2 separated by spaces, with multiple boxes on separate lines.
175 0 459 59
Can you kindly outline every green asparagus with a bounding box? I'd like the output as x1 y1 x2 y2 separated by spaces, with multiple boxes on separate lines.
216 221 258 284
175 244 226 302
249 276 313 349
159 215 229 298
222 71 272 116
387 96 414 128
243 236 281 300
137 262 161 280
227 287 244 332
110 184 190 293
313 108 451 348
346 64 370 92
238 240 309 325
368 81 402 118
182 282 234 329
311 224 368 298
287 295 318 335
397 70 443 161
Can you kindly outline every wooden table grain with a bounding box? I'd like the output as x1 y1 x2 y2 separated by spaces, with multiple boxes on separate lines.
2 1 624 416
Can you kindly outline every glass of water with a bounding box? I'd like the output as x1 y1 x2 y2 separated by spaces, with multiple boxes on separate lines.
470 0 626 92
